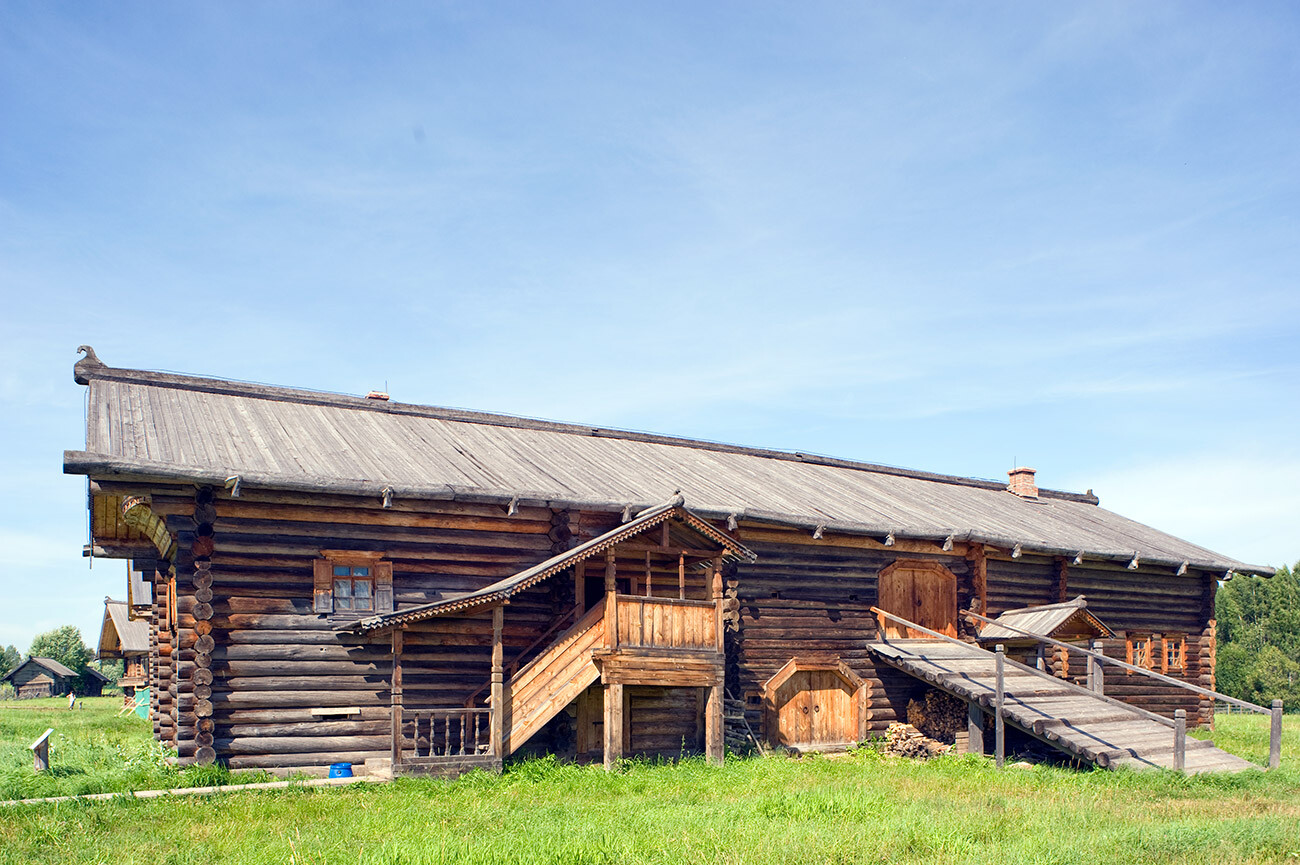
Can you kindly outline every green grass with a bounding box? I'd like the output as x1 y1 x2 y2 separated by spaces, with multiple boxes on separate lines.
0 698 270 800
1 700 1297 864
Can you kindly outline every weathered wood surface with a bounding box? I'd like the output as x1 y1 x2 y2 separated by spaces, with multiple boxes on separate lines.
869 639 1257 773
505 602 606 754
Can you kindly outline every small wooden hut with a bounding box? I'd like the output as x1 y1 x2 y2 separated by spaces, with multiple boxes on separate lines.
2 657 99 698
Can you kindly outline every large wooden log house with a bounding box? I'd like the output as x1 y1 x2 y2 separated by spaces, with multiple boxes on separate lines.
63 347 1273 775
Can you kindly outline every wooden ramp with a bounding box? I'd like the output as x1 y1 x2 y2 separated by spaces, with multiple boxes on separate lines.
503 601 606 754
868 639 1259 774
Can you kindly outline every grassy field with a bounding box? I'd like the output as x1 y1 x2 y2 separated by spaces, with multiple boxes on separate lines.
0 697 269 800
0 699 1297 864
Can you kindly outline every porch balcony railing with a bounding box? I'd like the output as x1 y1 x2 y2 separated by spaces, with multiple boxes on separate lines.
610 594 719 651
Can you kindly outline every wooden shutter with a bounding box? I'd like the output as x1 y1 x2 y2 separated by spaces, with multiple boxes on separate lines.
375 561 394 613
313 559 333 613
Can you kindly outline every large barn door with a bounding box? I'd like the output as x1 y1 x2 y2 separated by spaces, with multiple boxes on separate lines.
763 659 865 751
877 562 958 639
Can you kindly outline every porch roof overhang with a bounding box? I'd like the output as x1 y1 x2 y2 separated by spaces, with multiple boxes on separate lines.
977 595 1114 642
340 495 755 634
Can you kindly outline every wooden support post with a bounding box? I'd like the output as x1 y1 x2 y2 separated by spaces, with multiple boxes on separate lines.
603 683 624 770
968 545 987 616
967 703 984 756
1270 699 1283 770
390 630 403 770
645 551 652 597
1087 638 1103 694
491 606 505 758
678 553 685 600
604 549 618 650
1173 708 1186 772
712 558 724 653
31 728 52 772
574 563 585 616
705 683 724 765
994 644 1005 769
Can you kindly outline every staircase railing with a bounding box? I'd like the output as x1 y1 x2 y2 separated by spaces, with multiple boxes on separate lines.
959 608 1283 769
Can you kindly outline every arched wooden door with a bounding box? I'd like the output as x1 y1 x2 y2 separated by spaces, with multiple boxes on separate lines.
877 561 958 639
763 659 864 751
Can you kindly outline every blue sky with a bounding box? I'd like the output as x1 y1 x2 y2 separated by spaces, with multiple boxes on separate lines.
1 2 1297 655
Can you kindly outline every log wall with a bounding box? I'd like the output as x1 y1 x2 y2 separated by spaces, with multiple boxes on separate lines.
727 526 971 740
99 482 1222 767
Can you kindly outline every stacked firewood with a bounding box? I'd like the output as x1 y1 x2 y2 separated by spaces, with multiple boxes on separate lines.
883 723 950 759
905 690 966 744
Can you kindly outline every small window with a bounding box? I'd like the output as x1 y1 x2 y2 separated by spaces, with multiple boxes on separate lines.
1126 634 1158 673
1163 635 1186 673
332 565 374 612
314 554 392 615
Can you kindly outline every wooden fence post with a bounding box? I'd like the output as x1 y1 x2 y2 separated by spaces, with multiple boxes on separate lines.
1270 700 1283 770
995 644 1005 768
1173 709 1186 772
31 728 52 772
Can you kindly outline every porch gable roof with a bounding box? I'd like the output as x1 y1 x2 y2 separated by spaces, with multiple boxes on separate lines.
342 495 753 633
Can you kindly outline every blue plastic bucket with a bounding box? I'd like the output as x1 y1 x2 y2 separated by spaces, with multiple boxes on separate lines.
328 762 353 778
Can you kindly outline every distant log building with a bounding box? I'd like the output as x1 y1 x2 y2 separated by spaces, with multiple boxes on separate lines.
63 347 1271 775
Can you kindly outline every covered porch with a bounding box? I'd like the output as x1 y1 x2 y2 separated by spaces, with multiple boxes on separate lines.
342 496 755 776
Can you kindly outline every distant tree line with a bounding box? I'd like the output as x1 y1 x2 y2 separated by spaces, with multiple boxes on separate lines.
0 626 121 697
1215 561 1300 710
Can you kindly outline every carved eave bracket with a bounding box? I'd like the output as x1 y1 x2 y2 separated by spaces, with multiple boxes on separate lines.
121 495 178 564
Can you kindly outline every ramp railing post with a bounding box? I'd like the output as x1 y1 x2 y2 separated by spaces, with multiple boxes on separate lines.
995 644 1005 768
967 702 985 756
1087 638 1103 694
1173 709 1186 772
1270 700 1283 770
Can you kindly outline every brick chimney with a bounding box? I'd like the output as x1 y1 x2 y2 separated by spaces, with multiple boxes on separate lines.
1007 467 1038 499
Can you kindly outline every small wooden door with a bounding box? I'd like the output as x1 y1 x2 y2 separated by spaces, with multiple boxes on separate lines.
878 563 957 638
768 668 860 750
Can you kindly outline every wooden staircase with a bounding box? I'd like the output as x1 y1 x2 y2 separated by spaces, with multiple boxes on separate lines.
868 639 1259 774
502 600 607 754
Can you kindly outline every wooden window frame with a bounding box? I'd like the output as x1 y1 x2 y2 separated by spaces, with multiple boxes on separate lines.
1162 634 1186 673
314 551 393 617
1125 633 1159 674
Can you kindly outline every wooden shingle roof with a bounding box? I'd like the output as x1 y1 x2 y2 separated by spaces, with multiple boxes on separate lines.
99 598 151 656
63 350 1271 576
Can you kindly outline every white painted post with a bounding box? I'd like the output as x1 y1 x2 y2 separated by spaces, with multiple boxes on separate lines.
31 728 52 772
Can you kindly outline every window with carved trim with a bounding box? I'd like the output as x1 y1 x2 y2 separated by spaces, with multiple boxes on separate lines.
1126 634 1158 673
1162 634 1186 673
314 552 393 616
